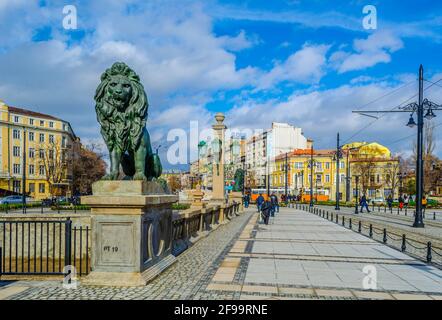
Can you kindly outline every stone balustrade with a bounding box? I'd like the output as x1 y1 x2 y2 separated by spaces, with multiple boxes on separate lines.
171 201 242 256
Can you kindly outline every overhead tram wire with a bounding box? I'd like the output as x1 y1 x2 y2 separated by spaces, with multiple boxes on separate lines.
342 78 442 145
388 121 442 146
352 79 417 112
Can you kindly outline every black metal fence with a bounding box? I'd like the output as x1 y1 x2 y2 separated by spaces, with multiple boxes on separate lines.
0 218 90 277
297 204 442 268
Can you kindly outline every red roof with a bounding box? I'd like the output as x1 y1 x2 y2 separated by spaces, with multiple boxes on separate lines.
8 106 61 121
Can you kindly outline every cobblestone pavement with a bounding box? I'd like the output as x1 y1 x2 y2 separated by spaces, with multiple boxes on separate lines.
2 210 255 300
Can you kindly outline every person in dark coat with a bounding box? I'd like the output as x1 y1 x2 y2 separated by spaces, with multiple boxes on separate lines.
270 193 278 216
256 194 265 213
261 200 271 225
360 194 370 213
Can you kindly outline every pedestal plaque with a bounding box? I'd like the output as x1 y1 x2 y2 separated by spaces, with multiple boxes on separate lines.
81 181 177 286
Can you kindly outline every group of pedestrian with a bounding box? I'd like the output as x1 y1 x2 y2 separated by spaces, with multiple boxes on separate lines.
255 193 279 225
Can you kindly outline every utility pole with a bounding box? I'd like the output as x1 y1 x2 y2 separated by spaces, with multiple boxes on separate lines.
346 148 351 202
284 152 288 204
414 65 425 228
335 133 341 210
354 175 359 214
22 126 27 213
309 146 314 207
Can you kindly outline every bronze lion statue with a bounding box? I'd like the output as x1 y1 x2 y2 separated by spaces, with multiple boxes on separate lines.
94 62 162 180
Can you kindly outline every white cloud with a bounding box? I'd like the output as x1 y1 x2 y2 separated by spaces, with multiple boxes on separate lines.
331 31 404 73
256 43 330 90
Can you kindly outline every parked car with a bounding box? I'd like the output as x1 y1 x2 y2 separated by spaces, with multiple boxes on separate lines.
0 195 37 205
370 198 385 205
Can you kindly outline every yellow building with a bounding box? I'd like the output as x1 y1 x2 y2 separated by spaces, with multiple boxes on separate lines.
0 100 79 200
271 142 400 202
272 149 344 201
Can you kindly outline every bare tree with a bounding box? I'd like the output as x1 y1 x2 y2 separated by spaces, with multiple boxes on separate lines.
412 122 440 193
352 156 377 195
37 141 69 196
72 144 107 195
383 158 401 198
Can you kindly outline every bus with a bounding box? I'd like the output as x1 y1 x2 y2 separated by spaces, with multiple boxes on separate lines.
250 188 287 203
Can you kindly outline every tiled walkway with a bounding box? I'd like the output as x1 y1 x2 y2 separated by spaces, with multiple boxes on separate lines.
206 208 442 300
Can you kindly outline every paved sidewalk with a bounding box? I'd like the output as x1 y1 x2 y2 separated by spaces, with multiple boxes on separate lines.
206 208 442 300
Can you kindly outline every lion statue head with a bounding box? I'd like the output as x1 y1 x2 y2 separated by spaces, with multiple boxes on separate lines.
94 62 148 152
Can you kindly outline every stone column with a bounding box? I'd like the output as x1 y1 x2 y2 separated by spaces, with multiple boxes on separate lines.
210 113 227 221
81 181 177 287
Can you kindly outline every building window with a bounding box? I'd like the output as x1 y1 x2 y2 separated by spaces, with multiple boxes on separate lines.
39 149 44 159
40 120 44 126
13 181 21 193
340 161 345 169
13 129 20 139
316 162 322 170
340 174 345 183
49 121 54 128
49 149 54 159
325 162 330 169
49 134 54 144
29 183 35 193
13 116 19 123
316 174 322 182
325 174 330 183
39 133 45 142
29 118 34 125
39 165 45 175
62 136 67 148
29 148 35 158
13 146 20 157
29 164 35 175
13 164 21 174
39 183 45 193
29 131 34 141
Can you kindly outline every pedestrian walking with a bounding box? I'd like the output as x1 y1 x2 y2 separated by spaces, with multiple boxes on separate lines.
404 195 409 209
243 193 250 208
360 194 370 213
256 194 264 213
261 200 271 225
398 194 404 210
270 193 278 216
422 195 428 215
387 194 393 210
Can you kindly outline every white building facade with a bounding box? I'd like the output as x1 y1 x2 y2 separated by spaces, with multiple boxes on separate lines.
245 122 307 189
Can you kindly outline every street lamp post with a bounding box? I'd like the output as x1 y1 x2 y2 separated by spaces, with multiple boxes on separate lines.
354 175 359 214
352 65 441 228
284 152 288 204
22 126 27 213
333 133 343 210
309 146 314 207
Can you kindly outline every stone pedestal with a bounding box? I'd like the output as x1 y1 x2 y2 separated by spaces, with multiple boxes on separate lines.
230 191 244 213
81 181 178 287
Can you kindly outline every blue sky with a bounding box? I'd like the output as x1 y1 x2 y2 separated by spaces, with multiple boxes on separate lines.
0 0 442 168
